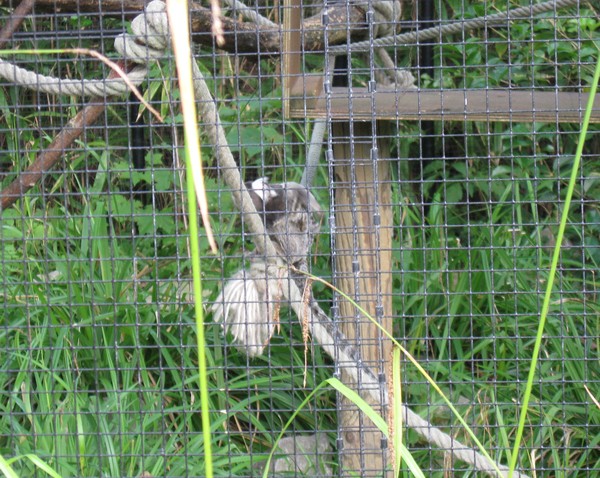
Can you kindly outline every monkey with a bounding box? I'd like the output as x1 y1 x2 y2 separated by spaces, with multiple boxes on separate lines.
211 177 322 356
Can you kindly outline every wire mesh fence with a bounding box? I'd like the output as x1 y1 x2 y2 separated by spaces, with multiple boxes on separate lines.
0 0 598 477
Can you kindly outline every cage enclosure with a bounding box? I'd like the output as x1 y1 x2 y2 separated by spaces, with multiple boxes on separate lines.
0 0 599 477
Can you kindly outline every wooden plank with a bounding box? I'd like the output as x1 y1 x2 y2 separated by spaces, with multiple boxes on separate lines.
282 0 301 118
332 121 394 477
288 75 600 123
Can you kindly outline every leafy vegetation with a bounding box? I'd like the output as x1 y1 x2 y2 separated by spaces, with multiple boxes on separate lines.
0 1 598 477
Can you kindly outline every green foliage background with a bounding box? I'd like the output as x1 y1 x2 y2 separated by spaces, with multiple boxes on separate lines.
0 1 598 476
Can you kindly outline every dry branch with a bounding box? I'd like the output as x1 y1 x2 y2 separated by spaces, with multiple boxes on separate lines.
0 0 367 54
0 63 128 211
0 0 34 46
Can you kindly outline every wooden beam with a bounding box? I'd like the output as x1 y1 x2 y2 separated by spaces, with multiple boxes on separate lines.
288 76 600 123
332 121 394 476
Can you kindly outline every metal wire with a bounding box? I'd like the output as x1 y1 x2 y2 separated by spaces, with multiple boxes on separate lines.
0 1 598 477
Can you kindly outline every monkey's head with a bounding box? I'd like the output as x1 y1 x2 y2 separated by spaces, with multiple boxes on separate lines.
246 177 278 212
245 177 322 265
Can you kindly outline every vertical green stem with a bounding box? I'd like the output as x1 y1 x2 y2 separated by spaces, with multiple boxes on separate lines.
166 1 213 476
508 53 600 476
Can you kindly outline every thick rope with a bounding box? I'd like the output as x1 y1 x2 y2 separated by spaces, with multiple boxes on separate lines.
360 0 402 39
301 54 337 188
301 119 326 188
0 59 147 97
375 48 416 88
329 0 582 53
0 0 172 96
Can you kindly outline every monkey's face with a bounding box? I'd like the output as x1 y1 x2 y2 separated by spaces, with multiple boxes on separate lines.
246 177 320 219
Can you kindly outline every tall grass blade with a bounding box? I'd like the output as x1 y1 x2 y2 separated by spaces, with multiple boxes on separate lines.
166 1 214 476
508 51 600 476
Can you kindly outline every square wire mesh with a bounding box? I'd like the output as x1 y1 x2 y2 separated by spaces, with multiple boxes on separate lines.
0 1 598 477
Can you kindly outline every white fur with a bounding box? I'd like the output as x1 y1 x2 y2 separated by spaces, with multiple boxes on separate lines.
211 259 284 357
250 177 277 203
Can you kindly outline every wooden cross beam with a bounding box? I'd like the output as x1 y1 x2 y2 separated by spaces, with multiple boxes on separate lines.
287 75 600 123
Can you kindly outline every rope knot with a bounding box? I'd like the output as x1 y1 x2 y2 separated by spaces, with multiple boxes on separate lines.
356 0 402 38
113 0 170 65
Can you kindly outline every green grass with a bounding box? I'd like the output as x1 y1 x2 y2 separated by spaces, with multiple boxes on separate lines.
1 1 599 476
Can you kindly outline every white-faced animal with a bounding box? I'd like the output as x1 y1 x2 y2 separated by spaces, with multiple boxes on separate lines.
212 177 323 357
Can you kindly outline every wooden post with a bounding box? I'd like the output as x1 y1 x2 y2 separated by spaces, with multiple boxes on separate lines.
332 120 393 477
